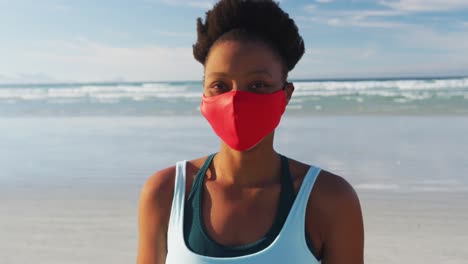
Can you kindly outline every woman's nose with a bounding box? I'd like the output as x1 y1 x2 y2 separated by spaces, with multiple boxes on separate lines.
231 82 247 92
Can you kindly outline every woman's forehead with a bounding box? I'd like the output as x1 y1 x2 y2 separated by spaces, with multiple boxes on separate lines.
204 41 284 78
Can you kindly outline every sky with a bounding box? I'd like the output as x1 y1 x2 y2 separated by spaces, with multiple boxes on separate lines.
0 0 468 83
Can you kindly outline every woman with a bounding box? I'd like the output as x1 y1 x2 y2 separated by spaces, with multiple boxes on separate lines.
137 0 364 263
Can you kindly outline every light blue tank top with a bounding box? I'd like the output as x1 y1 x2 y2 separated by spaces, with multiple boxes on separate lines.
166 159 322 264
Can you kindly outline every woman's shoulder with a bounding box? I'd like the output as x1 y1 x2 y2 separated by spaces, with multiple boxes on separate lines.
139 166 178 229
303 166 363 261
139 155 212 215
317 170 364 261
287 157 359 206
311 169 362 235
290 156 360 220
137 165 178 263
314 169 360 204
287 157 363 256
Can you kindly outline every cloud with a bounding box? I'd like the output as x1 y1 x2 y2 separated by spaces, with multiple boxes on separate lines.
316 0 334 3
294 42 468 79
346 10 407 20
0 73 58 84
350 20 405 28
304 1 468 29
51 4 71 13
3 32 467 83
398 27 468 52
157 0 215 9
305 4 316 12
380 0 468 12
299 9 408 28
303 2 411 28
291 23 468 79
10 38 203 82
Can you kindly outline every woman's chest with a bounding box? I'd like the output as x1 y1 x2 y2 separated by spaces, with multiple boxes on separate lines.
199 182 281 246
184 158 325 254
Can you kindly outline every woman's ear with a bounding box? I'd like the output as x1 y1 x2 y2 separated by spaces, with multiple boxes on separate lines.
284 82 295 104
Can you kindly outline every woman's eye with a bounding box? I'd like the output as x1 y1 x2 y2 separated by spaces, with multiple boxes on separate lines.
210 83 227 90
250 81 268 90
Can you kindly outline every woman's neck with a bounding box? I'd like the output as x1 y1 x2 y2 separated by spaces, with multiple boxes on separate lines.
210 135 282 188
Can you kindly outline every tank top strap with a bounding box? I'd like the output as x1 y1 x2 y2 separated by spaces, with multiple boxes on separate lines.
276 165 321 244
169 154 216 246
279 154 296 198
274 154 296 228
187 153 216 202
167 159 188 249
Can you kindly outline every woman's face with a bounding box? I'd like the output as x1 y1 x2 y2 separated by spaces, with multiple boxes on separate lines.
203 40 293 100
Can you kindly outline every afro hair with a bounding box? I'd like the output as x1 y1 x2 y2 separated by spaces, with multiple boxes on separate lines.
193 0 305 72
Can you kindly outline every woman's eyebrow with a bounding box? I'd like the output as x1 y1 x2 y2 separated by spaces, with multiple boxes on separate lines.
245 69 272 78
207 72 228 79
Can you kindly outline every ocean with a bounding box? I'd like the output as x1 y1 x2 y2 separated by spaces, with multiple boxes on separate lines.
1 77 467 263
1 76 467 116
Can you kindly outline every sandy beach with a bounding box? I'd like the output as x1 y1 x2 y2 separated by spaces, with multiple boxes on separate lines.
1 116 467 263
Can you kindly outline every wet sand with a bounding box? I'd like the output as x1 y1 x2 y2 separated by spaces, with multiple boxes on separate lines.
1 116 467 263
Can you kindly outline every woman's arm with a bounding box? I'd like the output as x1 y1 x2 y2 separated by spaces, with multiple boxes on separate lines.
321 175 364 264
137 167 176 264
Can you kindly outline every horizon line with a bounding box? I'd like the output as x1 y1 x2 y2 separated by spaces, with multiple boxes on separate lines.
1 75 467 87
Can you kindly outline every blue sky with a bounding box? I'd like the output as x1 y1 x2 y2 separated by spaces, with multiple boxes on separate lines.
1 0 468 83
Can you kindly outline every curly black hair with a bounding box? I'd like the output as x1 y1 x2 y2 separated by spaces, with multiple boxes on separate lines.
193 0 305 75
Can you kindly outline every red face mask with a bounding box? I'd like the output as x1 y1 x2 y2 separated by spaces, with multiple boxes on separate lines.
200 89 287 151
